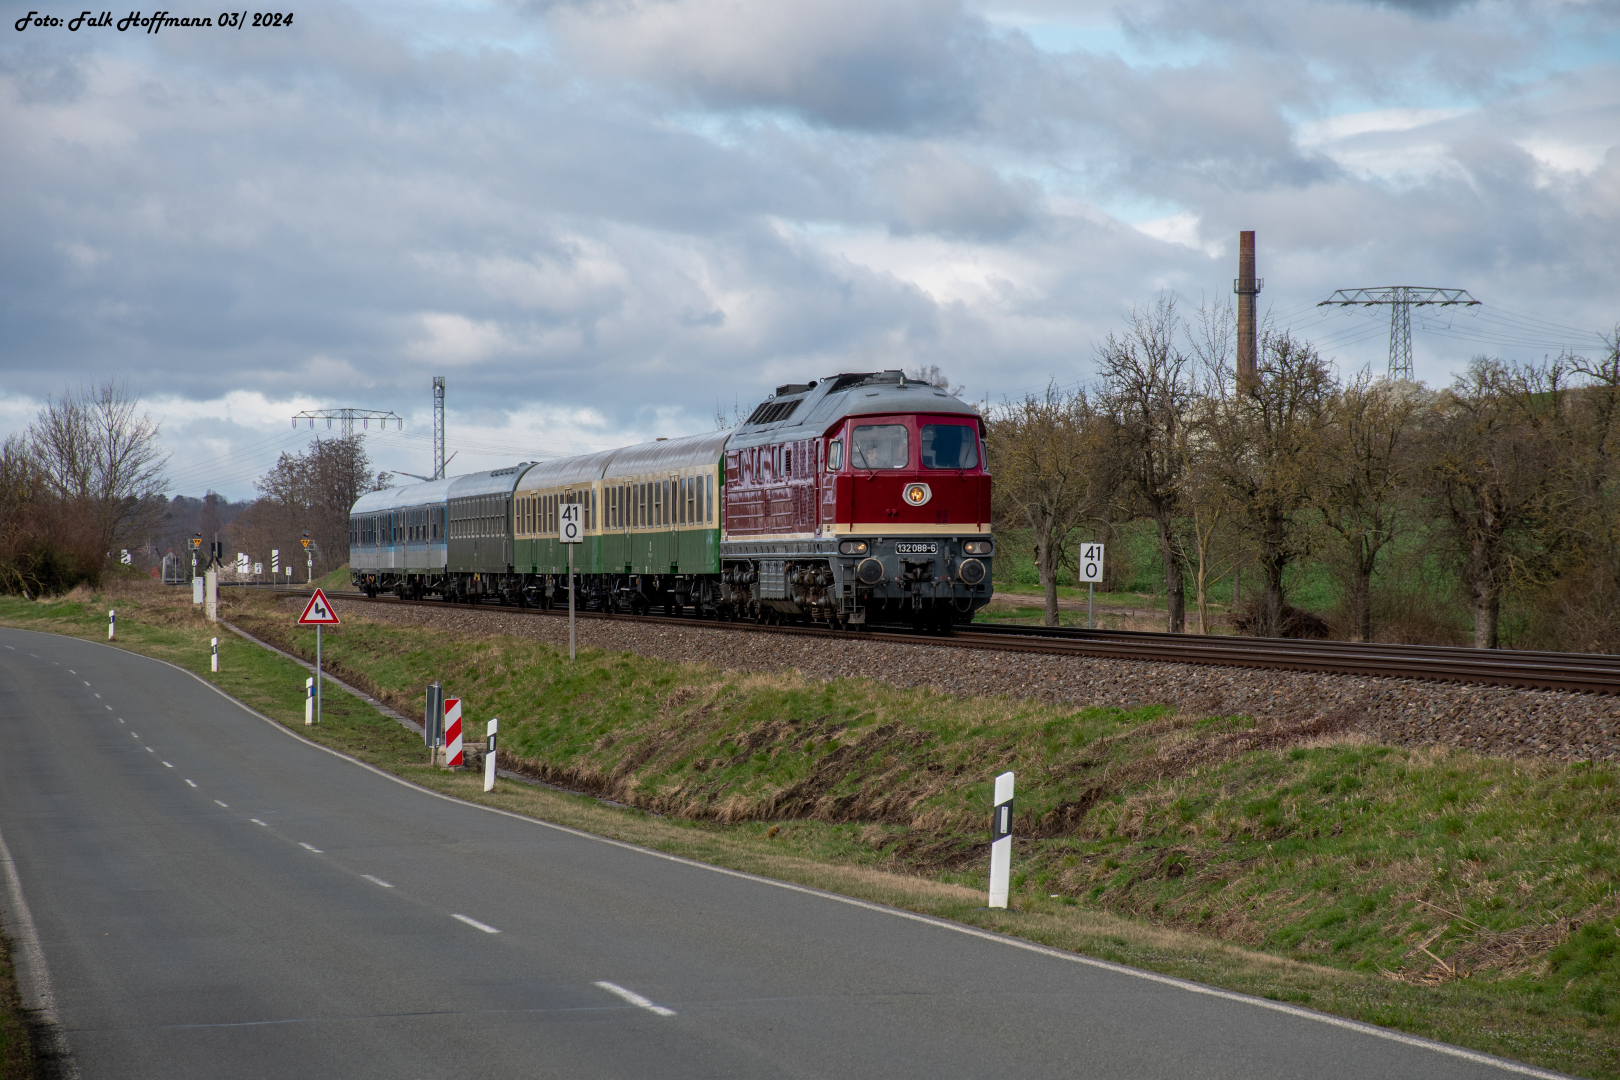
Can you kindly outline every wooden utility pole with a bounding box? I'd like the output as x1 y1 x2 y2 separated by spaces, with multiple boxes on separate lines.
1235 231 1262 387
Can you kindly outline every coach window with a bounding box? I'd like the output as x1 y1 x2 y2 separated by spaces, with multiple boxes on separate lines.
705 474 714 523
850 424 909 469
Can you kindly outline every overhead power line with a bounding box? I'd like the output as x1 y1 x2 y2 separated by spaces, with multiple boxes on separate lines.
1318 287 1480 379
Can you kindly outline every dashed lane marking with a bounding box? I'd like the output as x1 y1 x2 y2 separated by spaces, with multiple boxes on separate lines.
185 779 197 788
299 842 322 853
451 914 500 934
594 981 676 1017
250 819 267 826
145 748 153 753
361 875 394 888
214 800 229 808
162 762 173 768
94 694 101 699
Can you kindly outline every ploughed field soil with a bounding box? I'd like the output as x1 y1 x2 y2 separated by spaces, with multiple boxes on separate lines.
320 596 1620 764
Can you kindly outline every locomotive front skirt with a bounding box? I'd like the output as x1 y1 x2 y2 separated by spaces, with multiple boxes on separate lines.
350 370 993 628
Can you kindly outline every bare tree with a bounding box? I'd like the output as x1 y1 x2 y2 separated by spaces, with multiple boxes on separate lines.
988 384 1109 625
1313 374 1423 641
29 381 168 563
1096 295 1195 633
1417 357 1573 648
906 365 966 396
252 435 373 573
1201 331 1335 637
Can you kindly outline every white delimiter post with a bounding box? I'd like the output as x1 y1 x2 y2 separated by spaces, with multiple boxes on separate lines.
305 677 315 725
988 771 1015 909
210 637 219 673
108 609 115 640
484 718 498 792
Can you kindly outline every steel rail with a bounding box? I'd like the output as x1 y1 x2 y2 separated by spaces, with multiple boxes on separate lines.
276 591 1620 696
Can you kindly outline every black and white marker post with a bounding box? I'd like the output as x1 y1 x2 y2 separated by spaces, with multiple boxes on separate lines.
988 771 1015 909
560 502 582 661
210 636 218 672
484 718 498 792
108 608 115 640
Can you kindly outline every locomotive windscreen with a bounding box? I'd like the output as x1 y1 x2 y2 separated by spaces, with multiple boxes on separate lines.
920 423 979 470
850 424 909 469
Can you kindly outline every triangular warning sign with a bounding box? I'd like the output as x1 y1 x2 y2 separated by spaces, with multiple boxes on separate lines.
298 588 341 626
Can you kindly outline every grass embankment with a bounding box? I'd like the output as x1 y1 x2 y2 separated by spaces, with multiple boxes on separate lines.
2 583 1618 1077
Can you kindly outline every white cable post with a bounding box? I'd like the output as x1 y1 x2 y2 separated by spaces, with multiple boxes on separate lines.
205 568 218 623
988 771 1015 909
305 677 315 726
210 637 219 673
108 609 115 640
484 718 498 792
192 577 204 605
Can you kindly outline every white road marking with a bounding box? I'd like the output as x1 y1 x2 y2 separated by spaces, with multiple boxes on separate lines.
451 913 500 934
214 800 229 808
594 981 676 1017
162 762 173 768
361 875 394 888
82 680 89 685
0 823 77 1077
250 818 267 826
94 694 100 699
105 706 111 711
117 718 124 723
145 747 153 753
131 732 138 737
184 779 197 788
299 842 322 853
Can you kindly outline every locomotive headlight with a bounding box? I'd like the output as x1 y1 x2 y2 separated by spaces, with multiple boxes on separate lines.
963 539 993 555
838 540 869 555
902 482 932 506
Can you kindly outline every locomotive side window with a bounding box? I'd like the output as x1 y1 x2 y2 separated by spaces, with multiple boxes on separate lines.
850 424 910 469
920 424 979 470
828 439 843 471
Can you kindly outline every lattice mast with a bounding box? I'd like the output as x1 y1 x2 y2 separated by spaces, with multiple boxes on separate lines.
432 376 446 480
1317 287 1480 380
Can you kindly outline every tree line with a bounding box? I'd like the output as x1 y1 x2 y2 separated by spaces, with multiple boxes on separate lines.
0 380 382 595
989 296 1620 651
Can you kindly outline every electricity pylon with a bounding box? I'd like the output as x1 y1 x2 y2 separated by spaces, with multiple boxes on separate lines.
291 408 402 436
1318 287 1479 380
432 377 446 480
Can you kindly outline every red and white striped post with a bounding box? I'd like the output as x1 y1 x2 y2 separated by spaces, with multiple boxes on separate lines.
443 698 463 768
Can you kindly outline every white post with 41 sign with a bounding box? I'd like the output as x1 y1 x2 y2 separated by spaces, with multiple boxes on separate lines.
1079 543 1105 629
560 502 582 661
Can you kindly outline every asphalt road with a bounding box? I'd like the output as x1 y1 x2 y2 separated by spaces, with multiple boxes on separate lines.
0 626 1564 1079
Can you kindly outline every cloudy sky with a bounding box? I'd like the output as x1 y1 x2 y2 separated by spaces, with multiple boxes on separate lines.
3 0 1617 500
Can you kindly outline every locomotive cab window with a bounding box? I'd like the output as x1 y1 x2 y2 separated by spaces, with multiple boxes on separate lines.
827 439 843 471
920 423 980 470
850 424 910 469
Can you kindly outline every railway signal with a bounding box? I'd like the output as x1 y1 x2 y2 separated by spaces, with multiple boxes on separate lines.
299 589 340 725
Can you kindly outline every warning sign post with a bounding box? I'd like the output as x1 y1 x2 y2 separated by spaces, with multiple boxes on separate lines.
298 588 340 724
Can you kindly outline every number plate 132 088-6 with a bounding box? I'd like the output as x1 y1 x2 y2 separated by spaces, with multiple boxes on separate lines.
895 542 938 554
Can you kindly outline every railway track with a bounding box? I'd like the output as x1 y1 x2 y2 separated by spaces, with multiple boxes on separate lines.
280 590 1620 696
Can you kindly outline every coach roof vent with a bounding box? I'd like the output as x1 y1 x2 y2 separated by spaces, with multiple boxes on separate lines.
774 381 816 397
